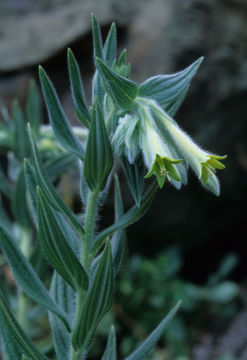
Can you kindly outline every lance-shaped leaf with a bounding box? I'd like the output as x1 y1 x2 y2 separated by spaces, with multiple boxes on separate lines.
125 301 181 360
37 187 89 292
96 57 138 110
120 156 144 207
0 227 70 331
26 79 41 135
103 23 117 66
91 13 104 63
12 99 30 160
102 325 117 360
84 98 113 191
67 49 91 128
92 181 158 256
24 159 38 227
0 293 49 360
72 240 113 351
39 66 85 160
27 125 84 236
91 13 105 106
111 175 126 277
0 313 23 360
11 165 31 228
139 57 204 116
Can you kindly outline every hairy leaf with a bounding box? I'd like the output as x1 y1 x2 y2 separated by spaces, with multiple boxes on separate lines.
37 188 88 292
96 57 138 110
125 301 181 360
39 66 85 160
67 48 91 128
84 98 113 191
0 227 70 331
72 240 113 351
0 293 49 360
92 181 158 255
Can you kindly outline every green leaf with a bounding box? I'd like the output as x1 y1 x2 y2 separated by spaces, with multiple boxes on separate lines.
91 13 104 63
72 240 114 351
67 48 91 128
27 125 84 237
139 57 203 116
125 301 181 360
12 99 30 160
101 325 117 360
84 98 113 191
120 156 144 207
0 292 49 360
104 23 117 66
92 181 158 255
11 165 31 228
24 159 38 227
39 66 85 160
0 226 70 331
26 79 41 135
37 187 88 292
45 152 77 182
96 57 138 110
49 272 76 360
111 175 126 277
0 313 23 360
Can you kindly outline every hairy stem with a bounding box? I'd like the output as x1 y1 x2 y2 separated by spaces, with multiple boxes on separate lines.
70 189 99 360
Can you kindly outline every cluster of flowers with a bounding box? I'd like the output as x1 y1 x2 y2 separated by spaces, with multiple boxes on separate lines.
112 96 226 196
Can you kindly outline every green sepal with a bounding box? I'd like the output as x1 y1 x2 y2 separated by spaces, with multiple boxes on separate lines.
27 124 85 236
95 57 138 110
37 187 89 292
0 226 70 331
101 325 117 360
145 154 182 188
0 292 49 360
139 57 204 116
12 99 30 160
125 301 181 360
103 23 117 66
39 66 85 160
67 48 91 128
84 98 113 191
92 181 158 256
72 239 114 352
26 79 41 135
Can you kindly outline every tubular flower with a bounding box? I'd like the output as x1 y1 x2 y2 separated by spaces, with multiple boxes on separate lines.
139 97 227 195
112 96 226 195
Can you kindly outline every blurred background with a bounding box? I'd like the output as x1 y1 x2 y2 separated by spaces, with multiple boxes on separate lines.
0 0 247 359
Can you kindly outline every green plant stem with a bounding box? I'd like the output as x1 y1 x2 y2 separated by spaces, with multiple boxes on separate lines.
70 189 99 360
81 188 99 271
70 348 83 360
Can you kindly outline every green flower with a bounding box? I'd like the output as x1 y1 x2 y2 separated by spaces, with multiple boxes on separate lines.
136 97 227 195
201 155 226 185
145 154 182 188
